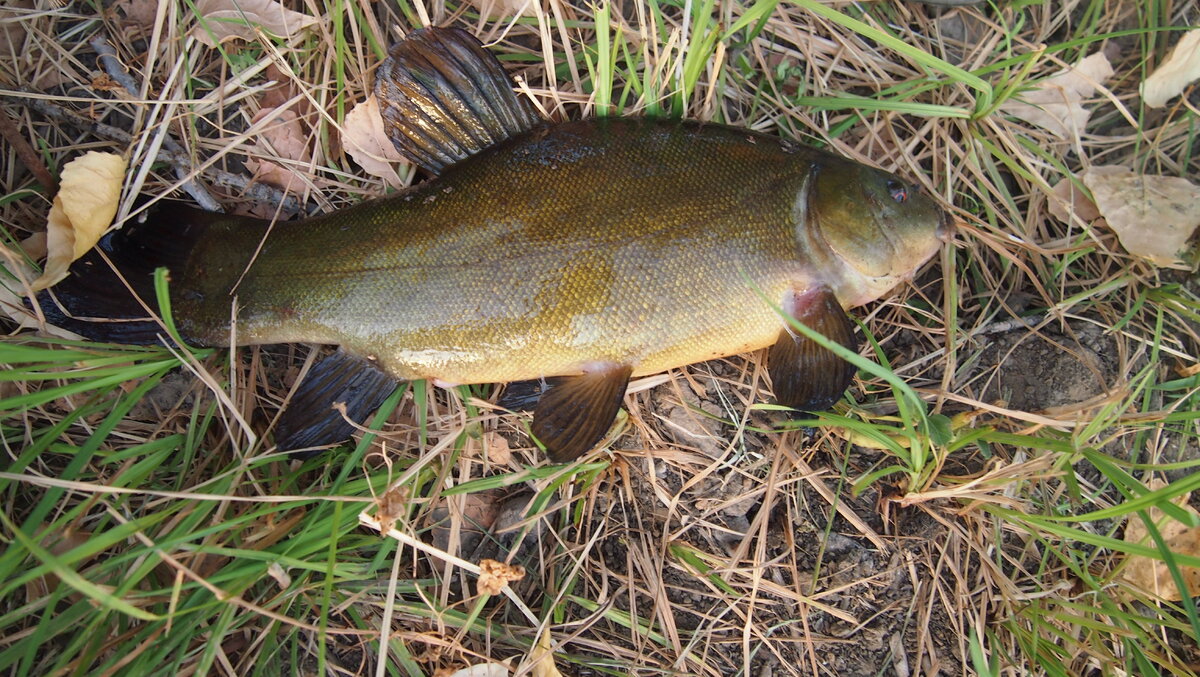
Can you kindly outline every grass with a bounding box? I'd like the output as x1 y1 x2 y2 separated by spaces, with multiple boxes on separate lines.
2 0 1199 675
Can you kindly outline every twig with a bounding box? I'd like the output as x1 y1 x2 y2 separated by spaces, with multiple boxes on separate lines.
88 34 142 97
90 33 224 213
3 93 303 214
0 108 57 192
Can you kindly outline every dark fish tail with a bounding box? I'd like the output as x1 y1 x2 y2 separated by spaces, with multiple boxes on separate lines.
30 202 259 345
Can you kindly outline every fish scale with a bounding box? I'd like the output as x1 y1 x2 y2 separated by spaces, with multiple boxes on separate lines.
198 120 811 384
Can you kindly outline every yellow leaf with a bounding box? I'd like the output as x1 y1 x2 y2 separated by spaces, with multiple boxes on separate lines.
443 665 508 677
31 151 127 291
342 94 407 188
192 0 318 47
526 627 564 677
1141 29 1200 108
1081 165 1200 268
1120 485 1200 602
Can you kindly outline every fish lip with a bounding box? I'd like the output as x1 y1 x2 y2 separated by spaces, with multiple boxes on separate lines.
935 209 954 242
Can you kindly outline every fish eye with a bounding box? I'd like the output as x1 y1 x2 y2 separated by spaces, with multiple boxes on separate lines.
886 180 908 204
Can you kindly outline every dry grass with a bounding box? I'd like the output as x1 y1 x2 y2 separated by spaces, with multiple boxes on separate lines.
1 0 1199 675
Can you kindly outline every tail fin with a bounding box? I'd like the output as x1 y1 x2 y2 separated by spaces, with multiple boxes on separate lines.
29 202 233 345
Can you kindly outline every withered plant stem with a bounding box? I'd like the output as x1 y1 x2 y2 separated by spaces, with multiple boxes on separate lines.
0 108 57 192
2 92 303 214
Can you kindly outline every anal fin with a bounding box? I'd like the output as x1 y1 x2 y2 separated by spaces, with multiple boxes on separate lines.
532 364 632 463
375 27 543 174
768 286 858 413
276 350 400 457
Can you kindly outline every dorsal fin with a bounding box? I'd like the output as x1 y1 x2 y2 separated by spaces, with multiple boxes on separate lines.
375 27 543 174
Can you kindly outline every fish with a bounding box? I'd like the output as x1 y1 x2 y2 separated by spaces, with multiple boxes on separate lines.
33 27 950 462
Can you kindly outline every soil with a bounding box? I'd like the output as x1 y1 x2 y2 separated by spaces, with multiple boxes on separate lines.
974 321 1118 413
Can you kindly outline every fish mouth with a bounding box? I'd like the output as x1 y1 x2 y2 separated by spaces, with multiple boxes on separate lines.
935 209 954 242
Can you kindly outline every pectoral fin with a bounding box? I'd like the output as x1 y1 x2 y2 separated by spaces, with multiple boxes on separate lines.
768 286 858 413
276 350 400 457
532 364 632 463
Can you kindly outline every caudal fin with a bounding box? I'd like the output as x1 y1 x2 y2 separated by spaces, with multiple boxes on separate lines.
29 202 238 345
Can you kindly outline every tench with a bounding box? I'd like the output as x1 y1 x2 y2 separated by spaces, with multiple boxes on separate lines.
35 27 950 461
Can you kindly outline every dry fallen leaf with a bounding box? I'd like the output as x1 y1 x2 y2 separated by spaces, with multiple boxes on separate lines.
245 106 315 191
374 483 409 535
1082 165 1200 268
342 94 407 188
476 559 524 596
0 0 34 56
1142 29 1200 108
1047 177 1101 224
525 627 565 677
471 0 538 19
266 561 292 589
115 0 159 31
1119 485 1200 601
32 151 127 291
192 0 318 47
443 664 509 677
0 240 80 337
259 63 299 110
1000 52 1113 140
251 107 307 161
483 431 512 465
26 526 93 593
428 490 503 556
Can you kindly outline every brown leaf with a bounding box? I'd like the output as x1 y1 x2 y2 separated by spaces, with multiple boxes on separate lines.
192 0 318 47
476 558 524 596
1120 484 1200 601
32 151 127 291
1142 30 1200 108
1000 52 1113 140
266 561 292 589
115 0 159 30
243 158 303 190
259 63 297 110
244 106 319 190
25 527 94 602
342 94 407 188
1047 176 1101 224
374 483 409 534
428 489 504 556
20 232 47 261
483 431 512 465
0 1 33 56
1082 165 1200 268
251 106 307 161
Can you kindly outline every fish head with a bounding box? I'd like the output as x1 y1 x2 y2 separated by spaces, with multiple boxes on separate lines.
807 158 949 304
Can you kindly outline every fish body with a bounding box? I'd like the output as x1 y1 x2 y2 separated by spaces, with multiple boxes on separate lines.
176 119 932 384
38 28 948 459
